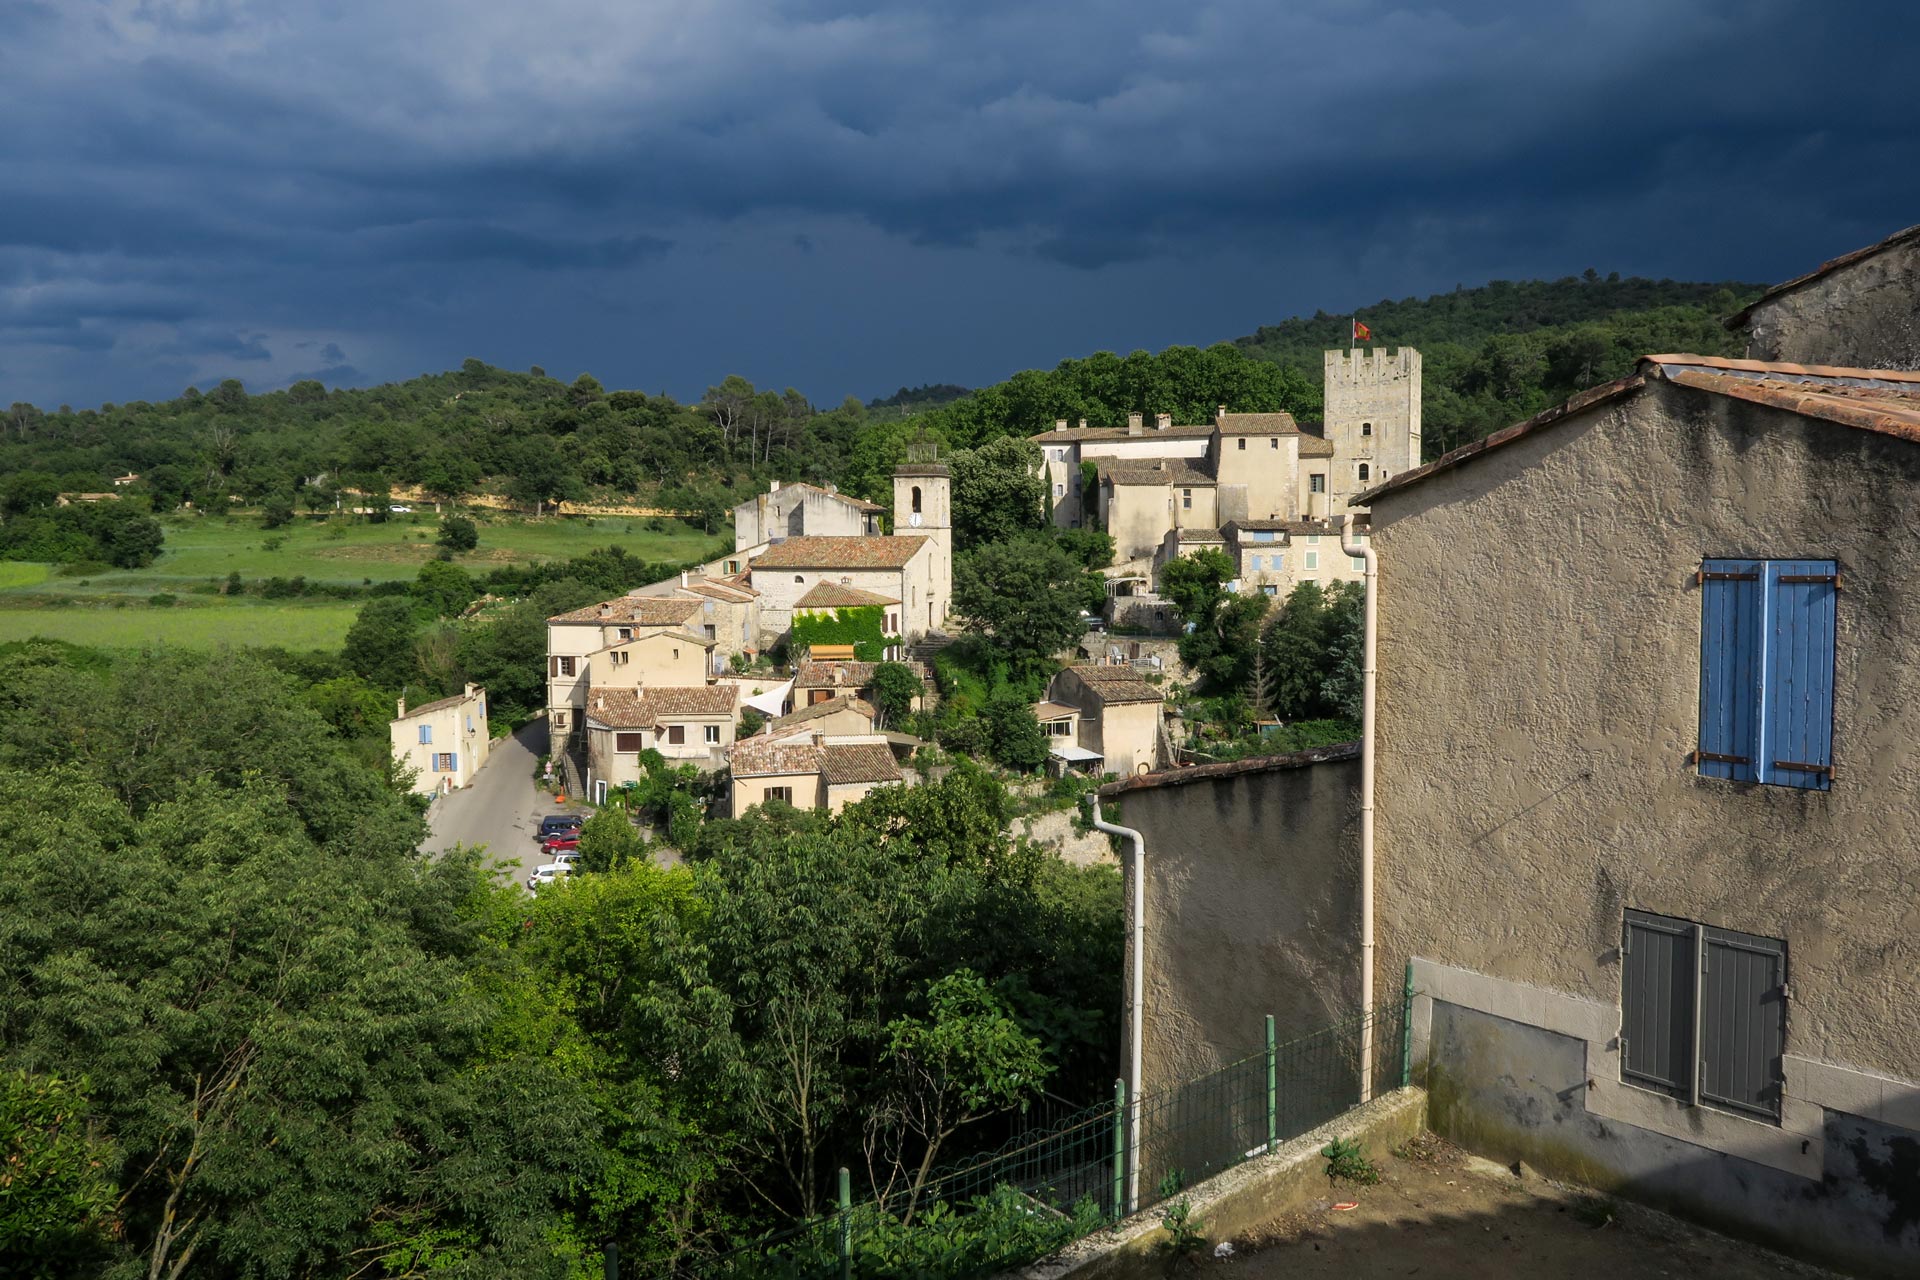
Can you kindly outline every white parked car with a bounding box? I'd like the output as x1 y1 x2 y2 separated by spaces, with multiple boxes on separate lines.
527 852 580 890
389 504 413 513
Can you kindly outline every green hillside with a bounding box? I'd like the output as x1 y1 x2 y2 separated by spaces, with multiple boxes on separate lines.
1233 274 1766 455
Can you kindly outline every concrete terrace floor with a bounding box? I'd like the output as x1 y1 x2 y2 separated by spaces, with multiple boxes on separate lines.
1215 1134 1841 1279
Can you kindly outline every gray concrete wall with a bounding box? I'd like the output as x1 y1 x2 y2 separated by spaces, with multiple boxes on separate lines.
1426 1001 1920 1277
1738 233 1920 370
1368 377 1920 1084
1102 747 1362 1103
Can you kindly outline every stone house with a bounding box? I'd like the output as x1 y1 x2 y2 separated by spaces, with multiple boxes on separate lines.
628 571 762 661
1219 518 1368 598
731 479 884 551
728 728 905 815
1355 352 1920 1274
1046 665 1165 777
765 694 881 738
390 684 491 795
582 685 739 792
544 595 710 734
1727 222 1919 370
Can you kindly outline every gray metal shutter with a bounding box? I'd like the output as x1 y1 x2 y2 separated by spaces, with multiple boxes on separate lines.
1700 927 1787 1119
1622 910 1694 1098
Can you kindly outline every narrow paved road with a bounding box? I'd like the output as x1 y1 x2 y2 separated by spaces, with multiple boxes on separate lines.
425 717 582 888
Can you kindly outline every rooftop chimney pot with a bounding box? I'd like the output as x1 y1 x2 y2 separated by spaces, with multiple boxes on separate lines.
1054 418 1068 431
1155 412 1171 431
1077 417 1088 430
1127 412 1143 435
1215 404 1227 423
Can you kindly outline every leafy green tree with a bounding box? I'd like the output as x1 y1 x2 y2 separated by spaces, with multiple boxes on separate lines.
949 435 1046 551
576 805 645 873
1160 548 1266 691
260 492 296 529
94 505 164 568
982 692 1048 772
0 1070 119 1274
343 596 422 689
951 537 1088 678
874 970 1051 1216
1257 581 1365 722
438 513 480 552
868 661 920 729
414 558 479 618
0 469 60 516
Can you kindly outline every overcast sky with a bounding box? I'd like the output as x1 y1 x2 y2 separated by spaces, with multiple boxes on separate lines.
2 0 1914 410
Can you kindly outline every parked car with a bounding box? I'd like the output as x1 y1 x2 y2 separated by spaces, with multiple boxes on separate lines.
528 852 579 891
389 504 413 514
537 814 583 841
542 832 582 852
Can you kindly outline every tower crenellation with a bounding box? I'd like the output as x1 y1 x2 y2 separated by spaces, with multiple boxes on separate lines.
1323 346 1421 510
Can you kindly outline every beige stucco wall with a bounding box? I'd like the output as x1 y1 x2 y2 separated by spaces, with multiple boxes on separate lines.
780 704 876 737
825 777 903 813
391 689 490 795
1213 434 1300 520
733 484 873 551
1738 236 1920 371
1105 483 1174 562
1368 378 1920 1084
586 725 652 790
653 714 733 767
751 543 937 648
732 770 824 815
1095 698 1163 777
1105 750 1361 1098
583 632 711 691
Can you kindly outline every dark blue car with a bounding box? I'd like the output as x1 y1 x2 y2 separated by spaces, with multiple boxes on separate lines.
537 814 583 841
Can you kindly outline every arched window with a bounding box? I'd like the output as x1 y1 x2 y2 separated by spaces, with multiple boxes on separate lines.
1358 463 1370 482
1362 421 1373 436
911 486 922 514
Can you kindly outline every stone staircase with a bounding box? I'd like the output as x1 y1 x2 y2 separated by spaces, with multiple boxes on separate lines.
907 631 957 664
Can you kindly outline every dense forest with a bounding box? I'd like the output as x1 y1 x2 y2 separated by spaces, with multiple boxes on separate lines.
0 275 1764 530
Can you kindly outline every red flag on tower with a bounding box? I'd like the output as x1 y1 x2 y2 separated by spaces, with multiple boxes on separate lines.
1352 319 1372 343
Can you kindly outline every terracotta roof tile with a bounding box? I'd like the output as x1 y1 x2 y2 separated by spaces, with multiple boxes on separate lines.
395 688 483 720
1214 412 1301 435
795 582 899 609
586 685 736 727
821 742 904 786
1724 224 1920 328
548 596 705 626
730 731 825 777
1097 741 1360 797
680 578 759 601
793 659 928 689
1031 424 1216 442
751 535 928 570
1032 701 1079 720
1095 457 1216 487
1298 435 1335 458
1175 528 1224 543
1066 666 1165 704
770 695 878 730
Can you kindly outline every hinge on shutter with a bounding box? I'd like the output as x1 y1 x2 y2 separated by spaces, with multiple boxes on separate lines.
1773 760 1831 775
1777 573 1840 587
1697 570 1759 584
1693 749 1751 765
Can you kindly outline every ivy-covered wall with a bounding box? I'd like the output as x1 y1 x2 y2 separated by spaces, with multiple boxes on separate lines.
791 605 900 662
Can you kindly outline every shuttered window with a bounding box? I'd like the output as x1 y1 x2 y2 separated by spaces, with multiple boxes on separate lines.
1697 559 1836 790
1621 909 1786 1122
615 732 644 753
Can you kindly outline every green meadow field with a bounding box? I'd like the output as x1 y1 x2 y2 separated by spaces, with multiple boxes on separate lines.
0 511 725 650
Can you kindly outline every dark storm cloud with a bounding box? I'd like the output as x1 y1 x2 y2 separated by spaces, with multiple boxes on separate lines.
0 0 1914 406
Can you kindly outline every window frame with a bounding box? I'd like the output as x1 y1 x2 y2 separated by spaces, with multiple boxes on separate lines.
1696 558 1837 790
1309 473 1326 494
666 724 686 746
766 785 794 805
615 731 645 753
418 725 432 744
704 724 722 744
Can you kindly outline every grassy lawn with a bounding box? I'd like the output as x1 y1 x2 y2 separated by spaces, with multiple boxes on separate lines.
10 512 724 597
0 600 360 651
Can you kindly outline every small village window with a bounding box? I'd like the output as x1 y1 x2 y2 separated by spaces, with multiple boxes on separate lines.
793 575 804 584
1269 437 1278 449
617 627 633 641
667 725 685 745
1262 585 1278 596
911 486 922 514
1304 551 1318 571
705 724 722 744
552 711 567 730
1181 489 1192 510
1358 463 1370 482
1054 483 1065 496
615 732 644 753
1362 422 1373 436
1046 719 1073 737
726 560 740 574
552 656 576 678
766 786 793 804
1237 438 1246 451
1697 559 1836 789
1309 474 1326 493
611 651 628 667
434 753 456 772
418 725 432 744
1621 909 1785 1120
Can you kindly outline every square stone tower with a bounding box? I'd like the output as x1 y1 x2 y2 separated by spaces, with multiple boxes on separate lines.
892 459 952 629
1322 347 1421 511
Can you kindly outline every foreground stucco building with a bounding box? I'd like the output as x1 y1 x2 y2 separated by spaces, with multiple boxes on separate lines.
1727 222 1919 370
1358 353 1920 1275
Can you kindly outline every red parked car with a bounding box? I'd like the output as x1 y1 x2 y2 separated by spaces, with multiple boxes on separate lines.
542 833 582 853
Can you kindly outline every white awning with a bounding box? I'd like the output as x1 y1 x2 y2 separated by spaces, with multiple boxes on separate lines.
744 680 793 717
1048 744 1104 763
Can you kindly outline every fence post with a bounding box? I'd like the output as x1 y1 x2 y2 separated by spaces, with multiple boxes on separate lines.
1401 960 1415 1089
1265 1014 1278 1151
603 1241 618 1280
838 1167 852 1280
1111 1077 1126 1221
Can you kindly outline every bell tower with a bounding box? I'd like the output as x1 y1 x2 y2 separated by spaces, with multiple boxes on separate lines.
892 446 952 632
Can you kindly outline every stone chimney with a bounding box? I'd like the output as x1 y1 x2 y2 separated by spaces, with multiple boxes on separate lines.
598 602 612 619
1054 418 1068 431
1155 412 1171 431
464 682 478 699
680 570 690 588
396 696 406 719
770 479 781 492
825 482 837 494
595 694 605 712
1127 412 1143 435
1215 404 1227 424
1077 417 1088 430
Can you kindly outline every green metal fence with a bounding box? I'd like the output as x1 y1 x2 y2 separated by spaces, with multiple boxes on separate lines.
626 991 1414 1280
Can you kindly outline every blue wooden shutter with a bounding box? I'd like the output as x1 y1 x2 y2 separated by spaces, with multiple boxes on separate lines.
1700 925 1786 1119
419 724 432 744
1761 561 1836 790
1697 560 1762 782
1621 910 1695 1099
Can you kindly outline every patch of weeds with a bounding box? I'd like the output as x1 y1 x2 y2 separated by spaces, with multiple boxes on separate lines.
1321 1137 1381 1186
1156 1198 1206 1276
1156 1167 1185 1199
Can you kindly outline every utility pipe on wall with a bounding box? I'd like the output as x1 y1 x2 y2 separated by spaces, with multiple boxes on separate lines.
1338 514 1378 1103
1090 795 1145 1215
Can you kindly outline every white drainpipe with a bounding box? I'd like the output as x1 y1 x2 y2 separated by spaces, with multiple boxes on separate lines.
1338 514 1378 1102
1090 795 1145 1214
